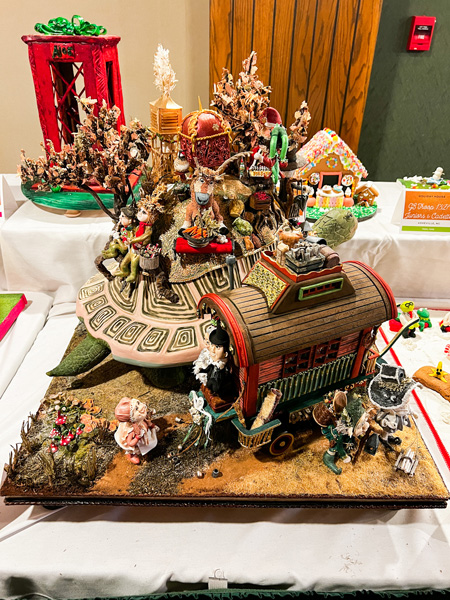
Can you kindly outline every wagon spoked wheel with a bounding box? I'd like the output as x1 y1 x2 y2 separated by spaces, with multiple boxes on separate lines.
268 432 294 456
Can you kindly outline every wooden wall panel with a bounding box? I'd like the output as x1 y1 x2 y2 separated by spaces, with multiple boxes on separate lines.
268 0 296 121
323 0 359 133
306 0 339 140
231 0 253 77
251 0 276 87
340 0 384 150
209 0 232 98
210 0 383 151
285 0 316 124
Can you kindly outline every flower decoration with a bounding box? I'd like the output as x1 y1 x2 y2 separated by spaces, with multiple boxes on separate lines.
46 394 116 453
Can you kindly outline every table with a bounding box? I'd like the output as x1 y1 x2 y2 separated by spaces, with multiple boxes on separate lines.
337 182 450 308
0 177 111 303
1 178 449 306
1 178 450 598
1 304 450 598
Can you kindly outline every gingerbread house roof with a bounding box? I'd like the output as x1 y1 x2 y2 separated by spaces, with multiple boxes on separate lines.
296 128 368 179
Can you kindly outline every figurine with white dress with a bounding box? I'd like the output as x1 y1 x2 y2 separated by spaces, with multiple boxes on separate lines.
114 397 159 464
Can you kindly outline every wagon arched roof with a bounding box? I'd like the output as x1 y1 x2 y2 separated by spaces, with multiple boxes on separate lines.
199 261 396 366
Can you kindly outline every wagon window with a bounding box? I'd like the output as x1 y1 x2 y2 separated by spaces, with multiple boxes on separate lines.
298 278 344 301
281 339 343 377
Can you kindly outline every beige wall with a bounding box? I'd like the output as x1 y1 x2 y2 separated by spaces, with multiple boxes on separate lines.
0 0 209 172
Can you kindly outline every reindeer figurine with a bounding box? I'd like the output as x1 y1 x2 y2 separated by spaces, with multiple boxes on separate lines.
179 154 250 236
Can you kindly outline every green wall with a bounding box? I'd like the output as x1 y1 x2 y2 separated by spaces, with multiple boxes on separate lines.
358 0 449 181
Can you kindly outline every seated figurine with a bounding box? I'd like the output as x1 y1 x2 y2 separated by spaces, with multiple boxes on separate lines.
427 167 446 186
115 197 162 283
114 397 159 464
193 322 236 410
102 206 137 260
180 166 227 236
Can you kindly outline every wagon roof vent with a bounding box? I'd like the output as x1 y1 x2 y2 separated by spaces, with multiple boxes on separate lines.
241 251 355 315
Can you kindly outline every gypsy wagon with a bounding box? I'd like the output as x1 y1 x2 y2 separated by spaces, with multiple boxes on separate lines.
197 251 398 454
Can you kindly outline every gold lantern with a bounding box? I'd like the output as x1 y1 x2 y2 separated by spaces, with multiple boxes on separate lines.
149 45 183 178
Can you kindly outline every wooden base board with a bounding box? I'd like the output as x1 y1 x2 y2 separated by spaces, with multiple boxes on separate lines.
2 328 448 510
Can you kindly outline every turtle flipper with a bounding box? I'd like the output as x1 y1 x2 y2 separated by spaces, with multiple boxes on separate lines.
47 334 111 377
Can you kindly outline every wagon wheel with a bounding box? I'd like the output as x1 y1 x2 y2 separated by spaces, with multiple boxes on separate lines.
268 431 294 456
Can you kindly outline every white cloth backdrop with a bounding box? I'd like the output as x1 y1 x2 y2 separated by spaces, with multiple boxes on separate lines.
0 178 450 305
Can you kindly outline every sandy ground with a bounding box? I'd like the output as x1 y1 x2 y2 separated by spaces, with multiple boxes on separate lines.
3 326 449 506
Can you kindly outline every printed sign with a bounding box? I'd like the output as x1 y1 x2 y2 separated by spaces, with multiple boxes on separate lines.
401 189 450 232
51 43 75 61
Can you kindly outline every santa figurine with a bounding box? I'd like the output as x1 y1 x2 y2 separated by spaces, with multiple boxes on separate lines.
114 397 159 464
440 312 450 333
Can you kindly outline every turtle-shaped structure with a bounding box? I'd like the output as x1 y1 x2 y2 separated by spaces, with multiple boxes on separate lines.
313 207 358 249
49 173 278 378
75 245 266 369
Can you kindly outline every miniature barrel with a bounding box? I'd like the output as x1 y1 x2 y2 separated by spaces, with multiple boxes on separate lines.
139 255 159 271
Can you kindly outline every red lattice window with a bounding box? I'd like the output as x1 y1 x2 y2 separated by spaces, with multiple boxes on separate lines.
50 61 86 146
281 339 341 377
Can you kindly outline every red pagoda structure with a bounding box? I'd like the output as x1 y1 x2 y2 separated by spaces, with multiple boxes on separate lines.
22 34 125 151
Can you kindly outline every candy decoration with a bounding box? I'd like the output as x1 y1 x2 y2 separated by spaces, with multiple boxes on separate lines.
55 413 67 425
35 15 107 36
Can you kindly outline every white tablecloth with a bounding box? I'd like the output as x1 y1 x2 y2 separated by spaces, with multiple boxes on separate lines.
337 182 450 307
0 180 111 303
0 291 52 397
0 309 450 598
1 177 449 306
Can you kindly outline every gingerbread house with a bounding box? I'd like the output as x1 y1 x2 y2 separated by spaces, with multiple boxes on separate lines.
296 128 367 198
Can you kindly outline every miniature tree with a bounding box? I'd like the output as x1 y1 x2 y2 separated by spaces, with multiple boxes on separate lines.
289 100 311 147
211 51 272 152
19 99 152 220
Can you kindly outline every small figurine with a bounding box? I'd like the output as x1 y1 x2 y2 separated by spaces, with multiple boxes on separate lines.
102 205 138 261
429 361 448 383
193 322 235 410
180 165 226 234
390 300 419 338
417 307 432 332
114 397 159 464
368 364 416 452
439 312 450 333
313 402 351 475
174 150 191 180
193 323 216 378
115 196 163 282
427 167 446 186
